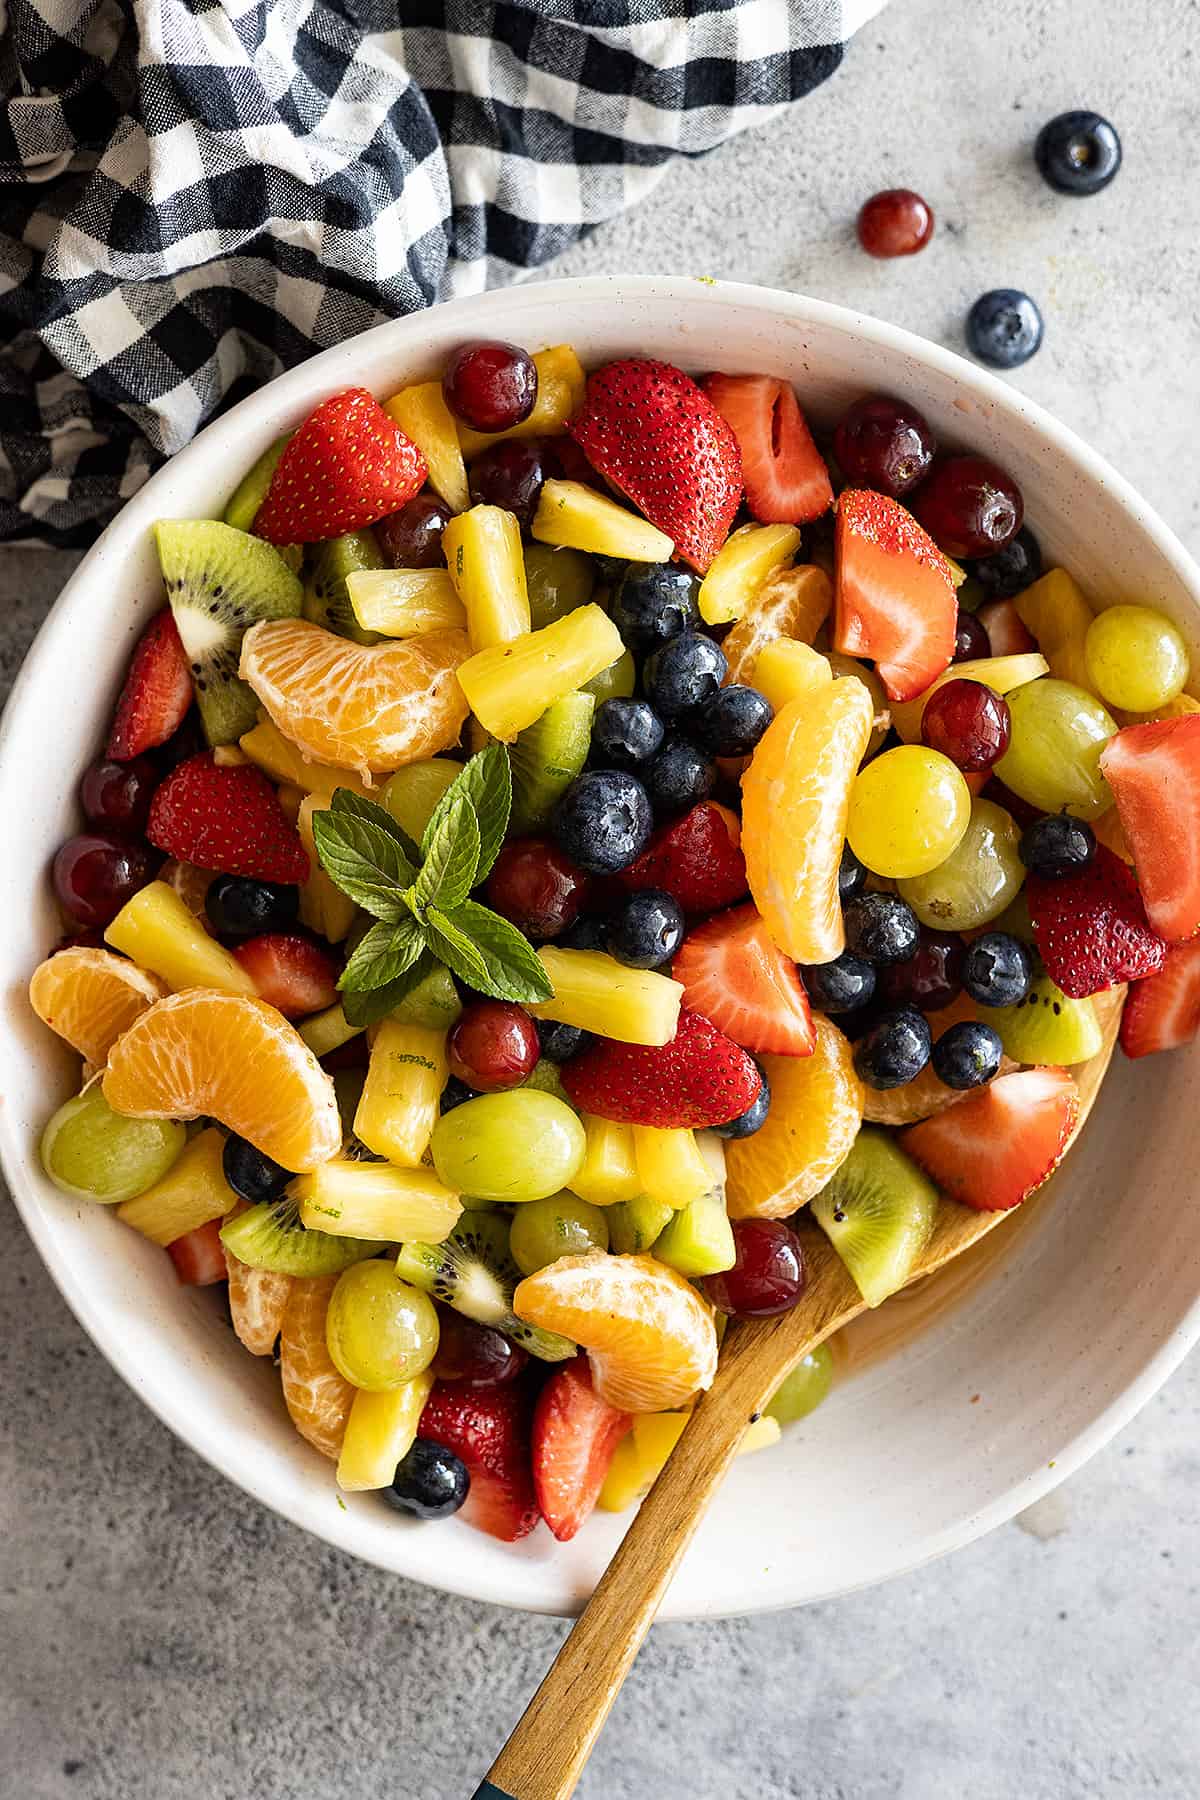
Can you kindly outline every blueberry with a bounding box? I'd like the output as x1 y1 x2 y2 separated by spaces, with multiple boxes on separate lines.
966 289 1044 369
931 1020 1003 1090
800 952 877 1015
642 632 728 722
853 1007 932 1090
1035 110 1121 196
838 843 868 903
440 1075 478 1113
843 892 920 966
536 1018 593 1062
383 1438 470 1520
610 563 701 651
968 526 1042 600
207 875 299 938
591 698 665 770
689 686 774 757
560 913 609 952
712 1067 771 1139
962 931 1033 1007
1019 813 1096 880
604 888 685 969
643 738 715 815
222 1132 293 1203
552 770 653 874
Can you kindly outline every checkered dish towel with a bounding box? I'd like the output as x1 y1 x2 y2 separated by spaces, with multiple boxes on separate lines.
1 0 884 547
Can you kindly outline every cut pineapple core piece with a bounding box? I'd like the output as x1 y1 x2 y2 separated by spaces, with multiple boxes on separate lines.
238 718 369 804
457 603 623 740
751 638 834 710
105 881 256 996
116 1126 236 1245
532 479 674 563
442 504 530 650
384 381 470 514
456 344 586 460
337 1370 435 1492
293 1161 461 1242
354 1021 447 1167
297 795 358 944
569 1114 642 1207
634 1126 712 1210
529 948 683 1047
698 523 802 627
346 567 467 639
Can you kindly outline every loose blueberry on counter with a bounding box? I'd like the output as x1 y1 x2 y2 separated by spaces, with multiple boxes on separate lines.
801 952 877 1015
604 888 685 969
968 525 1042 599
842 892 921 966
80 756 159 835
467 439 545 530
1019 813 1097 880
879 926 964 1012
591 697 665 771
609 563 701 651
712 1068 772 1139
1035 110 1121 196
642 632 728 722
559 912 610 952
536 1018 594 1062
376 493 452 568
853 1007 933 1089
857 188 934 258
551 769 653 874
689 686 773 757
932 1020 1004 1090
440 1075 479 1114
832 395 937 499
962 931 1033 1007
206 874 300 938
441 339 537 434
223 1133 293 1204
966 289 1044 369
383 1438 471 1520
838 843 868 903
643 738 715 815
953 608 991 663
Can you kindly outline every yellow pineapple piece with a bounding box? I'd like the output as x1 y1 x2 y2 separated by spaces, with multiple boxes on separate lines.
384 381 470 513
890 652 1048 742
354 1021 447 1167
532 479 674 563
298 1002 365 1059
752 639 834 710
529 947 682 1047
116 1126 236 1245
297 795 358 943
337 1370 435 1491
457 344 586 459
442 504 530 650
239 718 369 804
1015 568 1094 690
293 1161 461 1242
345 567 467 639
737 1414 782 1455
634 1127 712 1210
698 523 802 626
598 1411 689 1511
943 556 968 588
105 882 256 996
457 603 623 740
570 1115 642 1207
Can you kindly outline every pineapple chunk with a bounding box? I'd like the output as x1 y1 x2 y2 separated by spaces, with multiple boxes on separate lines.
337 1370 435 1491
737 1414 782 1455
105 882 256 996
239 718 369 804
293 1161 461 1242
443 504 530 650
1015 569 1094 690
298 1002 364 1059
532 479 673 563
346 567 467 639
529 947 682 1047
698 523 802 626
354 1021 447 1167
457 344 586 460
569 1115 642 1207
752 639 834 710
598 1412 689 1511
890 652 1048 743
634 1126 712 1210
297 795 358 943
116 1127 235 1245
384 381 470 513
457 603 623 740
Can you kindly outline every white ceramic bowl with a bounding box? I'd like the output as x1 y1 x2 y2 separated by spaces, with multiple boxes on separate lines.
4 276 1200 1621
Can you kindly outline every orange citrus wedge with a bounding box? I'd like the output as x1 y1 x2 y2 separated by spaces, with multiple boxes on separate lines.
224 1212 295 1356
722 563 832 687
29 947 166 1066
239 618 471 778
514 1252 718 1412
103 990 340 1172
726 1016 863 1219
280 1274 355 1460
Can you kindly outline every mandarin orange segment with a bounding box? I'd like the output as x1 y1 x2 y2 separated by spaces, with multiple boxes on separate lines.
102 990 341 1172
239 618 470 778
721 563 832 687
513 1252 718 1413
740 676 874 964
29 948 167 1066
726 1016 863 1219
279 1273 355 1460
224 1210 295 1356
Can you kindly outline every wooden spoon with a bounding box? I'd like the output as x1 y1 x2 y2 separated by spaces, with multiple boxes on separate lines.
473 989 1123 1800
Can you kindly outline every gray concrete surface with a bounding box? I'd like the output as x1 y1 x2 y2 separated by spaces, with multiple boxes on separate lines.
4 0 1200 1794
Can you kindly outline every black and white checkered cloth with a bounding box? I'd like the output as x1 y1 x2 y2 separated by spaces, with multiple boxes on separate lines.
1 0 883 547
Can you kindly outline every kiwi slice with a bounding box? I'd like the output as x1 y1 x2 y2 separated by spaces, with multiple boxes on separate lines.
991 971 1102 1065
811 1128 939 1308
220 1194 378 1277
302 531 383 645
607 1193 674 1255
221 436 300 571
395 1210 575 1361
387 961 463 1030
654 1192 736 1278
155 519 303 745
582 646 636 704
509 691 595 834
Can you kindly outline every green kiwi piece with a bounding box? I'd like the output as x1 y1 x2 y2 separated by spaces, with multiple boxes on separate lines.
155 518 303 745
220 1195 378 1277
387 961 462 1030
223 435 290 533
509 691 595 834
523 543 595 629
394 1210 576 1361
607 1193 674 1255
582 646 636 704
302 531 383 644
991 970 1102 1065
811 1127 939 1308
521 1058 574 1106
653 1190 735 1278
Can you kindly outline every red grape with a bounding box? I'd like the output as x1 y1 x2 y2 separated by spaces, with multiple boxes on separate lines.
703 1219 805 1318
375 494 451 568
857 189 934 258
880 926 965 1012
913 456 1024 558
448 1001 539 1093
443 340 538 434
433 1310 528 1387
52 833 156 929
953 608 991 663
80 755 158 834
833 396 936 498
468 439 545 528
486 838 592 941
921 678 1012 772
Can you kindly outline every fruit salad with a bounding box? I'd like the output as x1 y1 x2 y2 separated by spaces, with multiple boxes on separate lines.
29 338 1200 1547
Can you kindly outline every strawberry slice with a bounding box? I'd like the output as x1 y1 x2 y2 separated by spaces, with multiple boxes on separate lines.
562 1006 762 1128
1119 938 1200 1059
419 1382 540 1542
148 751 309 885
166 1217 229 1286
1027 843 1166 998
833 489 957 702
107 610 193 761
233 933 339 1018
532 1357 632 1542
977 598 1036 657
901 1066 1079 1211
619 801 748 916
672 903 815 1057
1100 716 1200 942
568 358 742 572
254 387 427 544
703 374 832 524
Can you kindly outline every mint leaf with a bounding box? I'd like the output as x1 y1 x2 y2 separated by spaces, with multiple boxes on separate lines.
437 900 554 1004
312 806 416 921
339 915 425 995
341 949 441 1028
411 794 480 915
423 905 493 992
421 743 511 883
330 787 421 865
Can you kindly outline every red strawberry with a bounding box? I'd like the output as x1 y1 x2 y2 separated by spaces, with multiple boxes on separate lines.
1119 938 1200 1059
233 933 339 1018
901 1066 1079 1211
833 489 957 702
1099 716 1200 942
166 1217 229 1286
1027 844 1166 998
419 1381 540 1542
672 903 815 1057
532 1357 632 1542
977 598 1036 657
562 1007 762 1128
107 610 193 761
619 802 748 916
703 373 832 524
253 388 427 544
148 752 309 884
568 358 742 572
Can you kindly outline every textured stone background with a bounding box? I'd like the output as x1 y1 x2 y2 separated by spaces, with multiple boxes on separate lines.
4 0 1200 1795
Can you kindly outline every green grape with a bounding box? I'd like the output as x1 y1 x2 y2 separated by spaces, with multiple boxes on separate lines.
431 1089 587 1203
325 1259 439 1391
990 886 1035 944
994 678 1115 818
380 758 462 841
40 1087 186 1204
898 798 1024 931
583 646 636 703
847 745 971 879
766 1343 834 1425
523 543 595 629
508 1190 609 1275
1084 605 1190 714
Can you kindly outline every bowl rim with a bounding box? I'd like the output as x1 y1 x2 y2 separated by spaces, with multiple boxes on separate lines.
4 273 1200 1620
